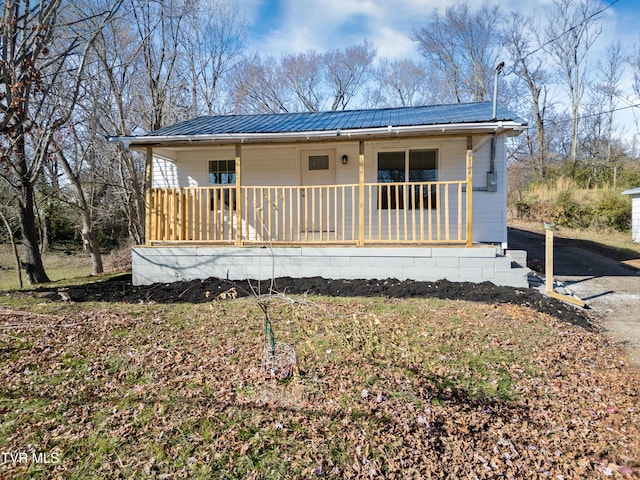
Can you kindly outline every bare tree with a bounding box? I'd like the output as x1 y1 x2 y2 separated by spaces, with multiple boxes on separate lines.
230 54 291 113
131 0 189 131
280 51 326 112
0 187 22 288
325 40 377 111
181 0 246 116
0 0 122 284
229 40 376 114
629 39 640 139
88 7 154 245
49 111 105 275
87 0 192 245
595 41 625 164
633 40 640 100
544 0 602 171
374 58 434 107
504 12 552 178
411 1 502 103
0 1 60 284
579 42 625 188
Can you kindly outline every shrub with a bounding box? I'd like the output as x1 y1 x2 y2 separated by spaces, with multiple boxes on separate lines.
44 200 79 245
545 191 587 229
593 191 631 231
508 183 632 232
512 200 531 219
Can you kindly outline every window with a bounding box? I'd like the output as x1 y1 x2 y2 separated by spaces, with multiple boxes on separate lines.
308 155 330 171
378 152 405 209
209 160 236 185
377 150 437 209
209 160 235 209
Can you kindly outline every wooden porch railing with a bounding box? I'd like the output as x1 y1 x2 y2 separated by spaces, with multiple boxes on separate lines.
147 181 469 245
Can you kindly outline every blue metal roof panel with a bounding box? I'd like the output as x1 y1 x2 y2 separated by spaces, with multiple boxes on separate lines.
146 102 525 137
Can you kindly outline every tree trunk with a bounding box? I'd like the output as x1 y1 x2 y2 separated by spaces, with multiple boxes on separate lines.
532 87 546 179
119 148 145 245
82 214 103 275
569 92 579 173
18 181 50 284
13 130 50 285
0 210 23 289
41 202 51 252
54 149 104 275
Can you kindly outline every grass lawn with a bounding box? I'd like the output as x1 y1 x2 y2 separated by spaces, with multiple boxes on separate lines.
0 245 95 291
0 294 638 479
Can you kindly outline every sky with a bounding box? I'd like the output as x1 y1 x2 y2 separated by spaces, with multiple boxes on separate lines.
236 0 638 60
235 0 640 138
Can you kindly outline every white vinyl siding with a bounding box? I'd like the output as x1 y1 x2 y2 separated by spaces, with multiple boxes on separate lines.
152 156 178 187
631 194 640 242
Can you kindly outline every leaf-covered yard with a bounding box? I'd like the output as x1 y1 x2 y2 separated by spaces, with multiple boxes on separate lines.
0 295 638 479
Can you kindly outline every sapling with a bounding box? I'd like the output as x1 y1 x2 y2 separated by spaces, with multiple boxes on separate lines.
247 195 296 379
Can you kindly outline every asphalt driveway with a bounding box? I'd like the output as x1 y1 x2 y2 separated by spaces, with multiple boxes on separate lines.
508 227 640 367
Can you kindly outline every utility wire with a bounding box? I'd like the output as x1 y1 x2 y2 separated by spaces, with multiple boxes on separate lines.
506 0 619 73
537 102 640 127
505 0 631 127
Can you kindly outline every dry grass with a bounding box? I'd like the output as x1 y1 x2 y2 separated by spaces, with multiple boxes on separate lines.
0 296 638 479
0 245 130 291
524 177 606 204
0 245 94 290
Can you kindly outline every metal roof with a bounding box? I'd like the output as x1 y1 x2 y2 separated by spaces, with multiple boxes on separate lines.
622 187 640 195
146 101 525 137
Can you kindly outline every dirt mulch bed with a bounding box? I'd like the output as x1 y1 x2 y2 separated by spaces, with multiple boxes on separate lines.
36 274 595 331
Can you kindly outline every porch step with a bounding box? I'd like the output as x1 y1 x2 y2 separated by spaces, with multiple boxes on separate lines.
505 249 527 268
500 250 531 289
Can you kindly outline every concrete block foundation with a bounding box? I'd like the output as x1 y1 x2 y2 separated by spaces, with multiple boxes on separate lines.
132 246 530 288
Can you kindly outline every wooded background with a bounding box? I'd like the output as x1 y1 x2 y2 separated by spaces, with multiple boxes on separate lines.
1 0 639 284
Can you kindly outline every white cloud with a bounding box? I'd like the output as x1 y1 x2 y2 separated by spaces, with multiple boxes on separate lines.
237 0 557 60
238 0 638 62
235 0 264 24
237 0 441 57
373 26 417 60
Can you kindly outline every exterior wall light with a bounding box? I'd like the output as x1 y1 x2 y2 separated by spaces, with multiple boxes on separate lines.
341 154 348 164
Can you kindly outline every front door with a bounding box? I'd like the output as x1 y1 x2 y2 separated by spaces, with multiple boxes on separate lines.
300 150 336 235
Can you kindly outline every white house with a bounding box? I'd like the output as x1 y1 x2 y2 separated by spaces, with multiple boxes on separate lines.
622 187 640 242
111 101 530 287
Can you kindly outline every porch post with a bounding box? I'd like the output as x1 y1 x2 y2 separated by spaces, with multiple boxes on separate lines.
465 137 473 247
358 140 365 246
235 144 243 246
145 146 153 246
